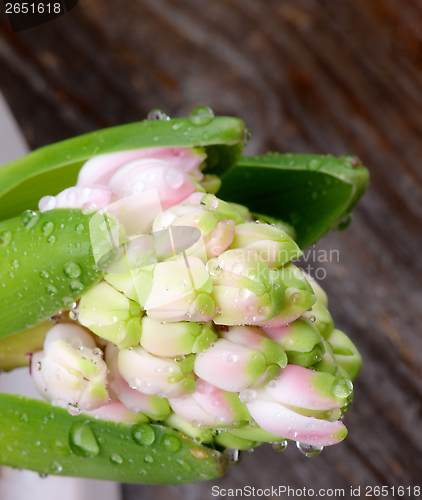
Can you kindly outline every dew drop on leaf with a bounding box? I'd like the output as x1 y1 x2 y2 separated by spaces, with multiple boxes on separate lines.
63 262 81 279
21 210 39 229
161 434 181 453
69 422 100 457
189 106 214 126
132 424 155 446
42 222 55 237
110 453 124 464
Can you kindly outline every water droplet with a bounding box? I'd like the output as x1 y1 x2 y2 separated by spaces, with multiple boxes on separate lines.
296 442 324 457
332 377 353 398
144 454 154 463
11 259 20 269
69 422 100 457
308 158 321 169
188 106 215 126
67 403 81 416
243 128 252 145
20 413 29 423
42 222 55 237
161 434 181 452
21 210 39 229
343 155 362 168
239 389 257 404
47 235 56 245
227 354 237 363
129 377 141 389
64 262 81 279
171 122 184 131
227 449 242 465
147 109 170 121
334 213 353 231
258 306 268 316
132 424 156 446
67 337 83 350
46 284 58 295
272 440 288 452
176 458 192 471
70 280 83 291
48 439 69 456
75 224 85 234
50 461 63 474
0 231 13 246
206 259 222 276
164 168 183 189
110 453 124 464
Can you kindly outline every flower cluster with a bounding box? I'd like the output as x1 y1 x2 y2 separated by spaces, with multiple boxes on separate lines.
32 146 362 453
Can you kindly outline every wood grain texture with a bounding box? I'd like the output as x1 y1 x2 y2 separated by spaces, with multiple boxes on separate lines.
1 0 422 498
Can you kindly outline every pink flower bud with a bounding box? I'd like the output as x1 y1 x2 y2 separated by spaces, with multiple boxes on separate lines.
144 256 214 322
229 222 301 267
117 346 195 398
39 186 117 213
194 338 267 392
77 147 206 187
246 392 347 447
105 344 171 420
85 400 149 424
169 379 250 428
31 324 109 411
264 365 347 410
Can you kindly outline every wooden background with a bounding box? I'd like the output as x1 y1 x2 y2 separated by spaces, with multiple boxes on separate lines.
1 0 422 498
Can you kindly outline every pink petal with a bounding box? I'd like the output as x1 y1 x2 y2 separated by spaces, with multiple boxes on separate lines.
168 394 216 427
43 323 96 350
108 160 198 211
85 400 147 423
246 397 347 447
194 338 266 392
106 344 167 415
264 365 344 410
77 147 205 187
192 380 236 425
39 186 117 212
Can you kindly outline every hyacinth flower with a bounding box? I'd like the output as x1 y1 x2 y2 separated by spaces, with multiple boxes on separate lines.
0 108 368 483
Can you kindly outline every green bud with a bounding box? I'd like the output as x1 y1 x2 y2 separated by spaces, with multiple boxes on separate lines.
78 281 142 348
327 329 362 381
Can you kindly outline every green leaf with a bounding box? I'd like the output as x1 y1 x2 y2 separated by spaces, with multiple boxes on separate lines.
217 153 369 249
0 117 245 222
0 209 103 339
0 394 227 484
